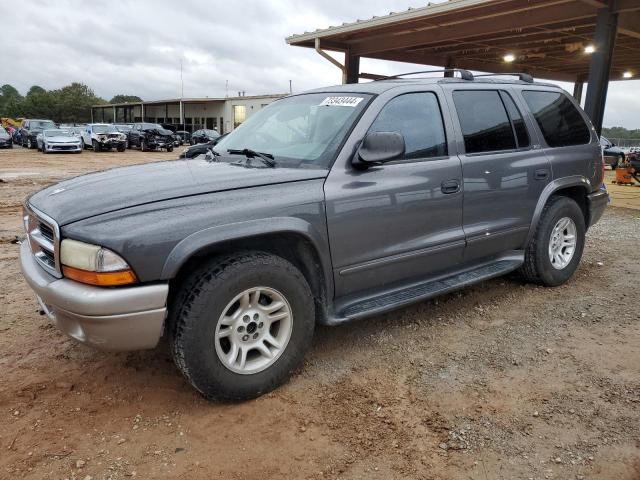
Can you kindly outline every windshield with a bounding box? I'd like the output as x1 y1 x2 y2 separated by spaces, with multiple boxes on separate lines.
93 125 118 134
31 120 55 130
214 93 371 168
44 129 72 137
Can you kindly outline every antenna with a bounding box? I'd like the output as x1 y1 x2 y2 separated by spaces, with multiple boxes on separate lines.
226 80 229 98
289 80 292 94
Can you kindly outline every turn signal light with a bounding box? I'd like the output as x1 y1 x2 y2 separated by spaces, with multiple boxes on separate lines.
62 266 137 286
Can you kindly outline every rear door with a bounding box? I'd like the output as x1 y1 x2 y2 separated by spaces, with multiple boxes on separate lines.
446 87 550 262
325 88 465 298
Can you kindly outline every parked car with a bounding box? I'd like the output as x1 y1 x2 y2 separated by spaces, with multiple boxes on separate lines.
127 123 174 152
20 74 608 401
190 129 220 145
176 130 191 145
0 125 13 148
600 136 625 169
11 128 22 145
179 134 227 158
114 124 133 148
36 129 82 154
81 124 127 152
20 119 56 149
67 126 85 140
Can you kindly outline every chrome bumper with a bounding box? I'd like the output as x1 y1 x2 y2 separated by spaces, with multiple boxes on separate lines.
19 241 168 351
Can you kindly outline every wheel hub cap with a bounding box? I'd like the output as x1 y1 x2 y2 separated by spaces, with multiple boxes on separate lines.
548 216 577 270
214 287 293 375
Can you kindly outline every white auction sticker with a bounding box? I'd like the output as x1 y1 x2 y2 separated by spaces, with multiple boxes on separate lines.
319 96 364 107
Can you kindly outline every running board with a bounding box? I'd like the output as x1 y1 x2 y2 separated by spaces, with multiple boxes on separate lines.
328 257 523 325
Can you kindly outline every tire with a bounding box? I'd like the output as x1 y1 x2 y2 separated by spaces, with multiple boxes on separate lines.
519 196 586 287
80 139 85 150
167 146 173 152
117 145 125 152
27 137 34 149
126 140 130 149
169 252 315 401
92 140 101 152
141 139 147 152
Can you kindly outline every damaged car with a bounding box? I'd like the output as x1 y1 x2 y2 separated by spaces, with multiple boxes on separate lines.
127 123 174 152
81 124 127 152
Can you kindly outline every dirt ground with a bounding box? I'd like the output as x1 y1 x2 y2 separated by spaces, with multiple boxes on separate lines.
1 146 639 480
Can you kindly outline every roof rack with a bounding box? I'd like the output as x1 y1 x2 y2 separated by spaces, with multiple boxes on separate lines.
380 69 474 81
474 73 534 83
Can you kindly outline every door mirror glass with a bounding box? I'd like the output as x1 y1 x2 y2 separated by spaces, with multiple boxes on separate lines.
357 131 405 164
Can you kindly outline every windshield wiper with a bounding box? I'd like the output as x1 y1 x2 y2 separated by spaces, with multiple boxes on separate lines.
227 148 276 168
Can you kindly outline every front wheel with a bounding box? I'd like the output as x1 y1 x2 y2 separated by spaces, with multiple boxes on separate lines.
140 139 147 152
167 146 173 152
169 252 315 401
519 196 586 286
27 137 34 149
92 140 101 152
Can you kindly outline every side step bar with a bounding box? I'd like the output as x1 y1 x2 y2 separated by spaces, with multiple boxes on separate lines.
328 257 523 325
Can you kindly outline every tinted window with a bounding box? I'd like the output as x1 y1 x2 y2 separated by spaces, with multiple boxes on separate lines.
500 92 530 148
522 91 591 147
368 92 447 160
453 90 515 154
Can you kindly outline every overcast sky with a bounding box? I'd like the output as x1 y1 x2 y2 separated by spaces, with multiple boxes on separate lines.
2 0 639 128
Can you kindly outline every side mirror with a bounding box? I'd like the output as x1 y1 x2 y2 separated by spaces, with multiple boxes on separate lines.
357 131 405 164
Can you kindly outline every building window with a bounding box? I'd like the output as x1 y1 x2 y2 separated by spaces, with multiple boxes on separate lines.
233 105 246 129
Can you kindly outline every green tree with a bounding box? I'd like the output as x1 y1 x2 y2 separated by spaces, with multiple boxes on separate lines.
51 82 105 123
109 94 142 104
0 84 24 117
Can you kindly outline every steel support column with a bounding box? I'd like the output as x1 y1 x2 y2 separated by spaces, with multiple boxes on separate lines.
345 52 360 84
179 100 184 126
573 74 586 104
584 7 618 136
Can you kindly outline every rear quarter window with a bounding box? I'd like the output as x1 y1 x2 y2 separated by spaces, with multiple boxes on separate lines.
522 91 591 148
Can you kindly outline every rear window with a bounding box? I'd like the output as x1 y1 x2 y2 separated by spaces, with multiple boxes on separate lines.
452 90 516 154
522 91 591 147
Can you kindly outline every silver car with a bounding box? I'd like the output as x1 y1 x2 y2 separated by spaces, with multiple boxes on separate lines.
36 129 82 154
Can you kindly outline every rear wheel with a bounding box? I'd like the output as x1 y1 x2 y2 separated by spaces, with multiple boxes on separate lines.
519 196 586 286
169 252 315 401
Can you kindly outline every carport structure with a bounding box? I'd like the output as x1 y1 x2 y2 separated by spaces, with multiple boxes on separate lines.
287 0 640 134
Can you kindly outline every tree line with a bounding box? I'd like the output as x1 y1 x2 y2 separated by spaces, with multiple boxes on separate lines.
0 83 141 124
601 126 640 140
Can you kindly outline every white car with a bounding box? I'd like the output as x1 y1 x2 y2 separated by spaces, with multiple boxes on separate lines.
36 129 82 154
81 124 127 152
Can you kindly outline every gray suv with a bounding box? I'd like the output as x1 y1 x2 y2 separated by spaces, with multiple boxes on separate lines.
20 73 608 400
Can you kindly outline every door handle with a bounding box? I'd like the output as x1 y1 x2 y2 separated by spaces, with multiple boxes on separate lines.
535 169 549 180
441 179 460 194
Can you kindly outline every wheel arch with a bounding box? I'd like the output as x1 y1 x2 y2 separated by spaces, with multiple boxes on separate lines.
527 176 591 244
162 218 332 323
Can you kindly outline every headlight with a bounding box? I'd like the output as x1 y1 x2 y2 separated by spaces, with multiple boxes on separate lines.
60 239 137 286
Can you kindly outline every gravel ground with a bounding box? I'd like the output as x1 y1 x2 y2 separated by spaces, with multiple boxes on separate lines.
0 146 639 480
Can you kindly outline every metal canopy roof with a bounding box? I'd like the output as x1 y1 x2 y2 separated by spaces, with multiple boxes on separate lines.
287 0 640 82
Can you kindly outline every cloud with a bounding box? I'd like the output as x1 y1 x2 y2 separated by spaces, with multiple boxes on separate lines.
1 0 638 128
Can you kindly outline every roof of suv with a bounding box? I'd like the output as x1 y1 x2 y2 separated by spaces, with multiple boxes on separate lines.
307 77 560 95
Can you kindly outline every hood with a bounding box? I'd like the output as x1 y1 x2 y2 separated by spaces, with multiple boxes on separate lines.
28 158 328 225
46 135 80 143
142 127 173 136
0 131 9 140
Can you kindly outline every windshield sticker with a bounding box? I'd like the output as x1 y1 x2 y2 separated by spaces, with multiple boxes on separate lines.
319 96 364 107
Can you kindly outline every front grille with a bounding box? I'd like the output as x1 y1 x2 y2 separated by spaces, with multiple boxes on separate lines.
39 222 54 242
24 206 61 278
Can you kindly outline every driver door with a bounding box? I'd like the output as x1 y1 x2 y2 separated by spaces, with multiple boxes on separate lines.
324 90 465 298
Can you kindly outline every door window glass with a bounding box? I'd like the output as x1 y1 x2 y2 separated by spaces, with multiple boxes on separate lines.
500 92 530 148
453 90 516 154
368 92 447 160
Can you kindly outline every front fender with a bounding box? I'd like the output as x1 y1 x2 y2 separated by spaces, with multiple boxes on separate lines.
160 216 333 289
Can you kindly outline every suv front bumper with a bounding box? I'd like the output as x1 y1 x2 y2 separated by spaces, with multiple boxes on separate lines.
19 241 168 351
